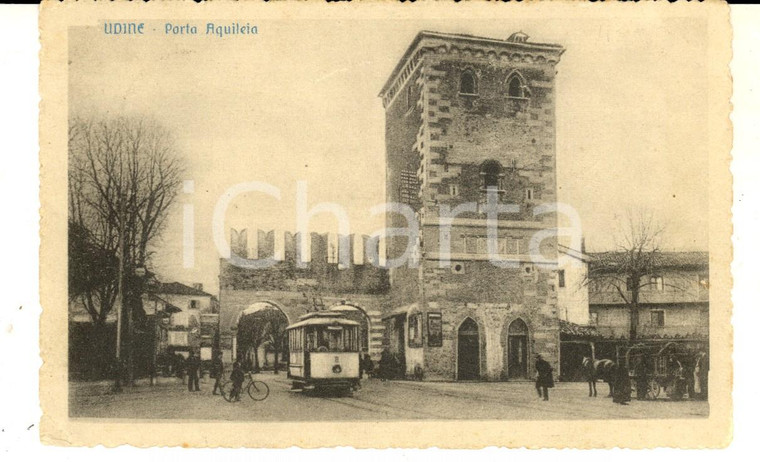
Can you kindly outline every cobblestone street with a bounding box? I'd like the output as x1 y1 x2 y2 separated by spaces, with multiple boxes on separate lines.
70 372 709 421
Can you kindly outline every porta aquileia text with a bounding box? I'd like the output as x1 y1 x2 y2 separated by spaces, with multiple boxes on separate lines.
103 22 259 38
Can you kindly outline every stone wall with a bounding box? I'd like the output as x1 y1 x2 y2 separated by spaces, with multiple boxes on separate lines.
218 288 388 361
416 302 560 382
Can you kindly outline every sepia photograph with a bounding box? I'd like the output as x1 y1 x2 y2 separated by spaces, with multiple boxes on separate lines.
38 0 733 448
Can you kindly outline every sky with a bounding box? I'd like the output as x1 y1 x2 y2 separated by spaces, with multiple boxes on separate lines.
69 17 710 295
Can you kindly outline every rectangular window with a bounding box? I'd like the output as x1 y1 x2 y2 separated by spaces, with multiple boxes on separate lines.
476 236 487 254
448 184 459 196
558 270 566 288
651 310 665 327
498 237 508 255
525 188 534 201
464 236 477 254
168 331 188 346
427 312 443 347
189 300 198 309
589 312 599 325
507 237 522 255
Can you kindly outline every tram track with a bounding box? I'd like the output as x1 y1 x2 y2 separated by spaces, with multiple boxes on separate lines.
267 378 443 419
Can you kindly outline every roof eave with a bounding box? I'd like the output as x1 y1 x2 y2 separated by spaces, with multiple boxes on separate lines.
378 30 564 98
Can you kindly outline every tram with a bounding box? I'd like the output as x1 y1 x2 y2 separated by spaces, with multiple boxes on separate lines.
286 311 361 393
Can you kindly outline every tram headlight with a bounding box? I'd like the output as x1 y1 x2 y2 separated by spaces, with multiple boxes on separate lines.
332 365 342 374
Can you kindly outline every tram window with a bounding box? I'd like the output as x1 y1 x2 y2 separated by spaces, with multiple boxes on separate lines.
328 328 342 351
318 329 330 351
306 330 316 351
343 328 354 352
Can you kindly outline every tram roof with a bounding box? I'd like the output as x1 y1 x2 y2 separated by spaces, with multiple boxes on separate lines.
286 312 360 330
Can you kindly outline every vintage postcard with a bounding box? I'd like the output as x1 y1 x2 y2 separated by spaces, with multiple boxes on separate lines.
39 0 733 448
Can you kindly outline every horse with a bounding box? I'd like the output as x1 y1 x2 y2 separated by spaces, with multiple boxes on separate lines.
582 357 617 397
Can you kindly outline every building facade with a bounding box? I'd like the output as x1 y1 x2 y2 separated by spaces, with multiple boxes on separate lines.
379 31 565 381
588 252 710 361
218 31 566 382
144 281 218 361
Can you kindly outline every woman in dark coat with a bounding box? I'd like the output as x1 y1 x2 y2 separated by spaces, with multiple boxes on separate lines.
535 354 554 401
612 363 632 405
378 349 392 381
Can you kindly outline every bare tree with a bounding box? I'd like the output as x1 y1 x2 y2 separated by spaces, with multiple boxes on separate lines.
586 209 686 343
68 116 184 374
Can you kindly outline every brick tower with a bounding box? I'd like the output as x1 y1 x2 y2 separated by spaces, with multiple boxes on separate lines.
379 31 565 381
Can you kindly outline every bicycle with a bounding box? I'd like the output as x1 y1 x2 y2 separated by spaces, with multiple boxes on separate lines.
221 371 270 402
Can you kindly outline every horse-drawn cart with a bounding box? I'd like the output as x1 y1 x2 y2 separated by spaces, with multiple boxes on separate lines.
625 342 693 400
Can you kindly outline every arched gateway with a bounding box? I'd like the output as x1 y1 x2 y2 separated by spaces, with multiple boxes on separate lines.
234 302 290 371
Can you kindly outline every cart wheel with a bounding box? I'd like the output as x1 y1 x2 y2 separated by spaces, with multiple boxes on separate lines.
647 379 661 400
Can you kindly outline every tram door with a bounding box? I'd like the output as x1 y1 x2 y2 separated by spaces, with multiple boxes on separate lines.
457 318 480 380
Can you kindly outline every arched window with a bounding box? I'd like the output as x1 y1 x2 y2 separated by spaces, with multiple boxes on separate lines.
459 70 478 95
506 71 529 99
508 75 523 98
480 160 502 191
508 318 529 335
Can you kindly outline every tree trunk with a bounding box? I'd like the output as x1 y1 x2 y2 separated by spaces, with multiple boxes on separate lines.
92 319 111 380
629 286 640 344
273 349 279 374
629 305 639 344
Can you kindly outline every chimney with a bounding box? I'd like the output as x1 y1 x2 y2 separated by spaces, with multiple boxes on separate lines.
193 283 203 292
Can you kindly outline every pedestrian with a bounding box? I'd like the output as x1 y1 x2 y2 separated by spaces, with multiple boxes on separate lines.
211 352 225 395
693 351 709 400
175 353 186 381
186 350 201 392
633 358 650 400
361 353 374 379
378 349 392 381
229 360 245 402
612 363 632 405
534 354 554 401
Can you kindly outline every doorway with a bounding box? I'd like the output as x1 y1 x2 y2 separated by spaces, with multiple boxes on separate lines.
457 318 480 380
507 318 529 379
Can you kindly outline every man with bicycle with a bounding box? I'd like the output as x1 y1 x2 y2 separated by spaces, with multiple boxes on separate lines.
229 360 245 402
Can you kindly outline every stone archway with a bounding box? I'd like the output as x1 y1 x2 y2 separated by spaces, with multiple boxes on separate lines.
235 301 290 372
